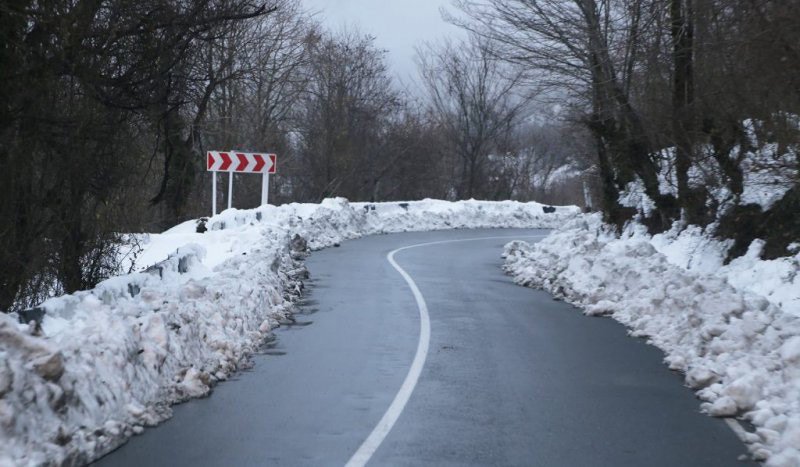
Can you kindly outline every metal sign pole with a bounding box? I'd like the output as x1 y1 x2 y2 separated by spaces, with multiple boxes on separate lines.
261 172 269 205
228 171 234 210
212 172 217 216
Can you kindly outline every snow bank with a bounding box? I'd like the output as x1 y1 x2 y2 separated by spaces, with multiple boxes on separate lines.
2 236 302 466
1 198 577 466
650 224 800 316
503 214 800 465
128 198 578 271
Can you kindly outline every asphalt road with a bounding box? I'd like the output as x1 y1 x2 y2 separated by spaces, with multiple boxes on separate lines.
96 228 751 466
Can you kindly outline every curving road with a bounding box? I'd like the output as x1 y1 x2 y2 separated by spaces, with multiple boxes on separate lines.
96 229 751 466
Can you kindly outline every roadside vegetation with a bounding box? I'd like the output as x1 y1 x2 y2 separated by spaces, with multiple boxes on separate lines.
454 0 799 255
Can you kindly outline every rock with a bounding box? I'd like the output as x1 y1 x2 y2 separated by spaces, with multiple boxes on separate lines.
542 206 556 214
178 256 189 273
55 427 72 446
32 352 65 382
16 307 45 329
290 234 308 252
196 218 208 234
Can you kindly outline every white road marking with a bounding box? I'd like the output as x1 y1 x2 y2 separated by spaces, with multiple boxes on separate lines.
345 234 547 467
725 418 750 443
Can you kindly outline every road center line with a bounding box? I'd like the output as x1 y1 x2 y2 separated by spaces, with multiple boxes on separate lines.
345 234 547 467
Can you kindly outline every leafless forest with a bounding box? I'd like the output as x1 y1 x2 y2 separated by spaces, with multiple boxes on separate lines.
1 0 798 311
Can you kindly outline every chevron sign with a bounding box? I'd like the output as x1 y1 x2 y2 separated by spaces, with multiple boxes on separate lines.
206 150 277 215
206 151 276 174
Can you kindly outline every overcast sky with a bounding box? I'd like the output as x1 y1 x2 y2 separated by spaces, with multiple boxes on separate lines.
301 0 466 92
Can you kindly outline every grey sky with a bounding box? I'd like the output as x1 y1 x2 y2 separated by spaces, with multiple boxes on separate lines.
302 0 466 92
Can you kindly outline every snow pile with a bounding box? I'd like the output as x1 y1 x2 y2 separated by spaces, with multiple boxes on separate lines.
650 224 800 316
2 235 303 465
503 214 800 465
1 198 577 466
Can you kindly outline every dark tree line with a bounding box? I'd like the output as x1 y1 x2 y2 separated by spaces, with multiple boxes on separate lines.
0 0 276 310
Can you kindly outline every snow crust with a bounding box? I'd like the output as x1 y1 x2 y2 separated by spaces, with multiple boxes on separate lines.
1 198 577 466
503 214 800 465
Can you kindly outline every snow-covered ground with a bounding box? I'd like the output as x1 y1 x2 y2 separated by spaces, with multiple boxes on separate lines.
0 198 577 466
620 118 798 218
504 214 800 466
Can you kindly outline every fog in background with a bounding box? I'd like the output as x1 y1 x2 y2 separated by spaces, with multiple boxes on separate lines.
302 0 465 92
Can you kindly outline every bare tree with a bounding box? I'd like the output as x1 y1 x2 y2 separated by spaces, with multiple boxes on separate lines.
293 30 400 201
142 0 281 225
451 0 677 227
0 0 278 310
196 1 313 209
417 37 533 199
453 0 800 256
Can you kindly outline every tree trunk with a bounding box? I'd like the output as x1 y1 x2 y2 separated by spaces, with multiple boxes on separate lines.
671 0 704 224
580 0 676 232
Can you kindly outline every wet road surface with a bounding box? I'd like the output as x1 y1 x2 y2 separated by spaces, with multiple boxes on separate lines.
96 229 751 466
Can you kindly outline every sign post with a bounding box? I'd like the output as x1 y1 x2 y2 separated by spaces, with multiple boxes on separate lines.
228 171 233 210
207 151 277 216
261 170 270 206
212 172 217 215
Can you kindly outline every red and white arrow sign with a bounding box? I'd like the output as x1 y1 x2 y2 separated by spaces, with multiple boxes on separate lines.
207 151 276 173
